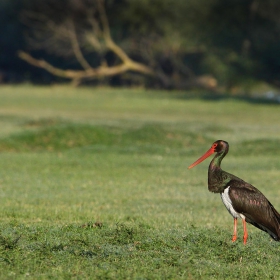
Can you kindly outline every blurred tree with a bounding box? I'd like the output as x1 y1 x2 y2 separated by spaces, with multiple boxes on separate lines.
19 0 155 86
6 0 280 89
248 0 280 86
111 0 218 88
19 0 219 88
0 0 25 82
181 0 280 89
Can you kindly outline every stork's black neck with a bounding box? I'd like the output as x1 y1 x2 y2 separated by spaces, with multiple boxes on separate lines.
209 149 227 170
208 148 231 193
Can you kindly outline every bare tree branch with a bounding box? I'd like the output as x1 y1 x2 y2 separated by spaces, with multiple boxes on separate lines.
96 0 133 63
19 0 154 85
67 19 92 70
18 51 153 79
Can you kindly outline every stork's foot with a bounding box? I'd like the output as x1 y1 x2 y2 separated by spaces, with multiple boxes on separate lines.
232 235 237 242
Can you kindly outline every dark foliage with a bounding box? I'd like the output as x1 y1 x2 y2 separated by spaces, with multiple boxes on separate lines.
1 0 280 89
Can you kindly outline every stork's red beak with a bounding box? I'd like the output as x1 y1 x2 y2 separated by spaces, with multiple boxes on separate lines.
188 146 215 169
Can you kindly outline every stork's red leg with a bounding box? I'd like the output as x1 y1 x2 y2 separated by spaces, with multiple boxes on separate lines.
232 218 237 242
242 219 248 245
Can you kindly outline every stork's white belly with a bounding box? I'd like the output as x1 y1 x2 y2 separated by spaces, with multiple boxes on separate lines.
220 186 245 219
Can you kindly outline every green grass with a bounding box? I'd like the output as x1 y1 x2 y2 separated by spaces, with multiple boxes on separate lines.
0 85 280 279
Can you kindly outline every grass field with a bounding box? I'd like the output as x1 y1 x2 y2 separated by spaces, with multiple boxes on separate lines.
0 85 280 279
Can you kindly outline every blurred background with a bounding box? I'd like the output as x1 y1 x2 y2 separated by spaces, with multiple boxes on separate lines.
1 3 280 277
1 0 280 96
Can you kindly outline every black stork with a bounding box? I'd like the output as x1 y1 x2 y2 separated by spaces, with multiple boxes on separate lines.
188 140 280 244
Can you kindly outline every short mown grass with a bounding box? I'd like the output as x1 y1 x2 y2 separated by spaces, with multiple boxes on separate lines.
1 222 279 279
0 85 280 279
